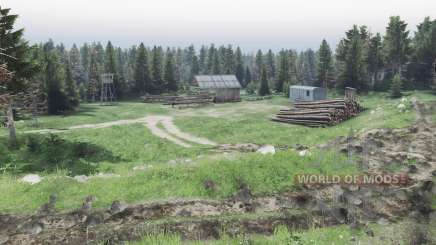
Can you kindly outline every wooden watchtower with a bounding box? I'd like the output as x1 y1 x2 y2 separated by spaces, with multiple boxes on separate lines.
100 73 115 105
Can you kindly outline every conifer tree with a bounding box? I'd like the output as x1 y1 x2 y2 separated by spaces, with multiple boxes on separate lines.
133 43 150 95
191 55 200 79
199 46 207 74
390 73 403 98
367 33 384 89
105 41 123 98
384 16 410 76
276 50 289 92
164 49 177 92
412 17 436 88
88 50 100 101
234 47 244 84
316 40 333 88
258 67 270 96
255 50 263 81
151 46 163 93
244 66 252 88
64 63 79 107
266 49 276 80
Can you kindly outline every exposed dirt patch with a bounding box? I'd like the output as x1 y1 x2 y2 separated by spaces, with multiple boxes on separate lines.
25 115 217 148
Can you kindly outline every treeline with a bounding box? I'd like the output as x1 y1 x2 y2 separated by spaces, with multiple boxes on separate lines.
2 4 436 115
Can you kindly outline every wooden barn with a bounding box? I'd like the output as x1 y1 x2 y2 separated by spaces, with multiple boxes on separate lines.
289 85 327 102
193 75 241 102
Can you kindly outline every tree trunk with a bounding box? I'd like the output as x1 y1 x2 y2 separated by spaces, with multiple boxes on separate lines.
7 104 17 145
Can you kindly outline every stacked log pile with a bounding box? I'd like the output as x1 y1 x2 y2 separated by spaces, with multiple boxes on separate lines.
272 99 362 127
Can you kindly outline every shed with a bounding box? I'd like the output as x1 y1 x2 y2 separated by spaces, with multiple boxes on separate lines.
289 85 327 102
193 75 241 102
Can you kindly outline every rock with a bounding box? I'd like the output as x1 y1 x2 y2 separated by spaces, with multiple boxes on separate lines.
133 165 153 171
20 174 43 185
377 218 389 226
19 221 44 234
397 103 406 111
110 200 128 214
256 145 275 155
408 165 418 173
370 110 375 114
73 175 89 183
299 150 311 157
96 173 120 178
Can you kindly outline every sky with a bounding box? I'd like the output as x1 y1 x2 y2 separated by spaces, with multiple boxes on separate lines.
2 0 436 52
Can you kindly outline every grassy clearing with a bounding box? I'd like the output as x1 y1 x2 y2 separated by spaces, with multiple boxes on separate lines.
0 91 434 214
129 219 436 245
0 149 355 213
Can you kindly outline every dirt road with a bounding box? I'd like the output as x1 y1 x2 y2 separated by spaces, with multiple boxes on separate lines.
25 115 217 148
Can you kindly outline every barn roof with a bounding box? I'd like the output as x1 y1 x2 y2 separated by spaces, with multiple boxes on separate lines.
194 75 242 89
290 85 321 90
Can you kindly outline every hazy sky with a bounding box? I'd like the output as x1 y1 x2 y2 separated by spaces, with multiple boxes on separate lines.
3 0 436 52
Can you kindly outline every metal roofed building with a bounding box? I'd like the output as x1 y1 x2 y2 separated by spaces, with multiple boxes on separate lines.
289 85 327 102
194 75 242 102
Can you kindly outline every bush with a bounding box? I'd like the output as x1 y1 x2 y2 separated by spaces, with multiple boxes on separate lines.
0 134 120 176
390 74 403 98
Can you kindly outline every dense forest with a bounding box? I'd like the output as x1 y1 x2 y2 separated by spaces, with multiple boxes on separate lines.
1 5 436 115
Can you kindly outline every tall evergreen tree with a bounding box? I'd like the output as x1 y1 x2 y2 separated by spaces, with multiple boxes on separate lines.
133 43 150 95
0 6 37 92
243 66 252 88
151 46 164 93
316 40 333 88
258 67 270 96
255 50 263 81
234 47 245 84
105 41 123 98
164 49 177 92
88 49 100 101
276 50 290 92
44 50 69 114
336 25 369 91
191 55 200 79
64 63 79 107
383 16 411 76
198 45 207 74
411 17 436 88
367 33 384 90
266 49 275 80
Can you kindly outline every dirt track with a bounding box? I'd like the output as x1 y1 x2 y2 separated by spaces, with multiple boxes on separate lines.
25 115 217 148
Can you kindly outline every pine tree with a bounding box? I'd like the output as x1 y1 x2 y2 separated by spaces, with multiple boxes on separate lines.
234 47 244 84
88 50 100 101
244 66 252 88
316 39 333 88
105 41 123 98
224 45 234 74
191 55 199 79
412 17 436 88
266 50 275 80
276 50 289 92
164 49 177 92
212 51 221 74
258 67 270 96
80 43 90 81
69 44 86 86
255 50 263 81
384 16 410 76
390 73 402 98
44 50 69 114
336 25 369 91
198 46 207 74
151 46 164 93
0 6 37 92
64 63 80 107
367 33 384 89
133 43 150 95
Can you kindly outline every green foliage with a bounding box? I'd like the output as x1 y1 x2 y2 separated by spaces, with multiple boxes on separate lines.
243 66 252 88
390 74 403 98
235 47 245 84
336 25 369 91
134 43 150 95
383 16 411 75
316 39 333 88
151 46 164 93
0 134 119 176
258 67 270 96
276 50 290 92
0 6 38 92
164 49 177 92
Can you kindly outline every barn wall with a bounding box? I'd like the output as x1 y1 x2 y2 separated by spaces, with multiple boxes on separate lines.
214 88 240 102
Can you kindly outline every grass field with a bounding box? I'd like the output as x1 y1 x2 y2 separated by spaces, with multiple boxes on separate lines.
0 91 434 214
